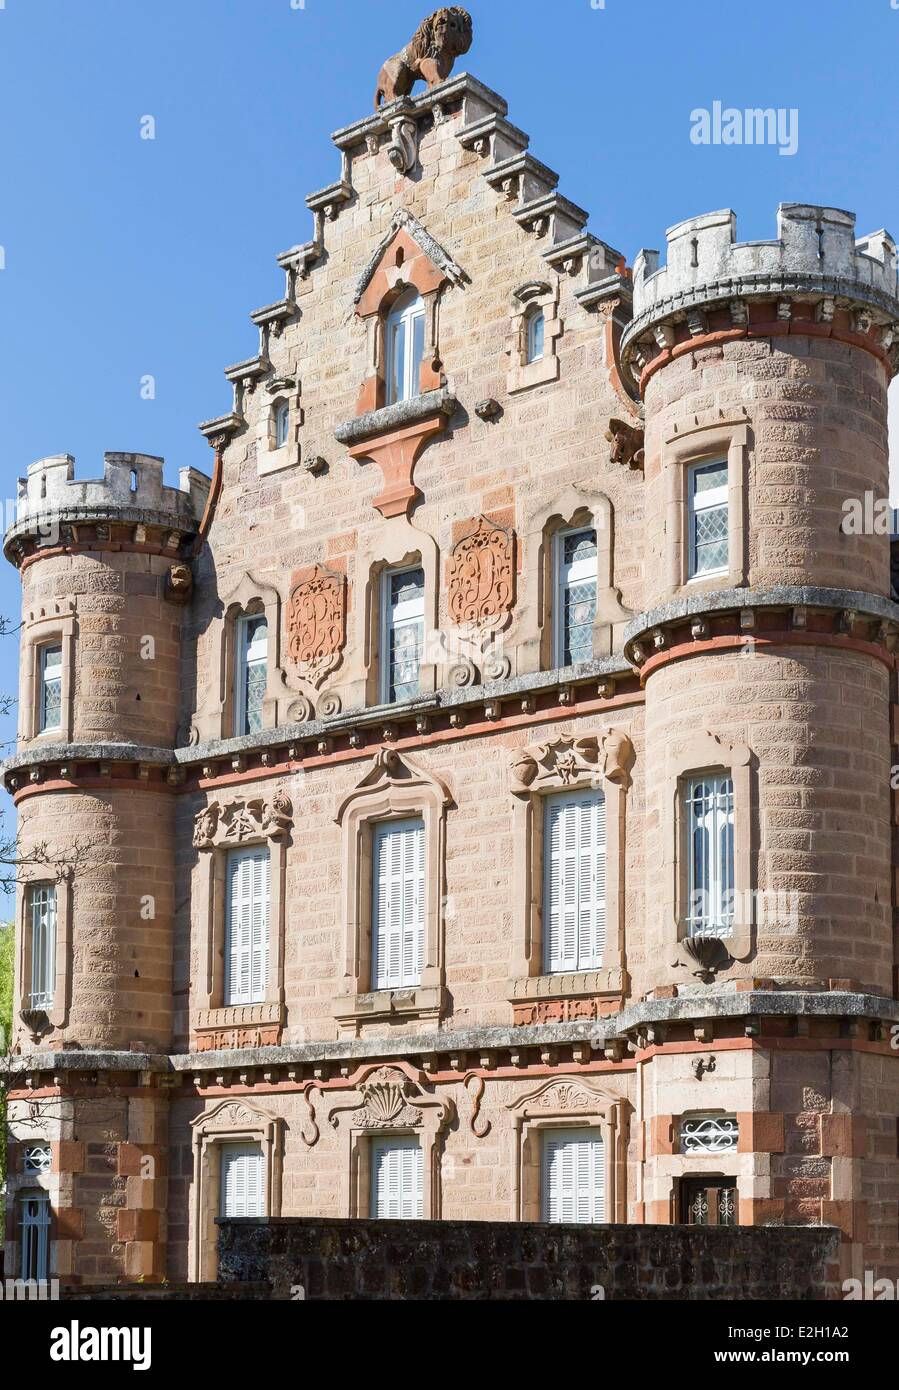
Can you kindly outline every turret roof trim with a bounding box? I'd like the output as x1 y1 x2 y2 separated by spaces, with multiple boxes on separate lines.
3 453 209 559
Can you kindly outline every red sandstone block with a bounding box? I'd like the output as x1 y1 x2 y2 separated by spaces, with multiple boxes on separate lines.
650 1115 675 1156
744 1198 785 1225
820 1113 868 1158
55 1208 85 1240
117 1208 160 1242
737 1112 785 1154
52 1141 86 1173
821 1200 868 1243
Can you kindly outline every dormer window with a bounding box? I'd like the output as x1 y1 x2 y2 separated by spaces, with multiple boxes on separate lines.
386 290 425 406
234 614 268 736
527 308 545 363
274 402 290 449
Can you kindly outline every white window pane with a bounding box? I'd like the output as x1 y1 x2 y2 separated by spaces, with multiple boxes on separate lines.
544 791 605 973
386 291 424 406
542 1129 605 1224
220 1144 265 1218
372 818 424 990
689 461 729 577
556 529 597 666
235 615 267 736
29 884 56 1009
370 1138 423 1219
383 567 424 702
685 774 735 937
225 847 270 1005
528 309 545 362
40 644 63 732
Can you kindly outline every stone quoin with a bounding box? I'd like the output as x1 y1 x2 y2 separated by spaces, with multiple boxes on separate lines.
3 10 899 1290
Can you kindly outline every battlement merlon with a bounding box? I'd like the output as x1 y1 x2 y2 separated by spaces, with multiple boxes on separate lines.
620 204 899 388
3 453 211 559
631 205 899 314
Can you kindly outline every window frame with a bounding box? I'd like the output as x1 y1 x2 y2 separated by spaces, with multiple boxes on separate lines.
223 844 271 1007
18 1190 51 1282
369 1135 424 1220
552 525 599 668
27 882 57 1010
664 421 750 594
38 643 63 735
274 401 290 450
687 458 729 581
683 772 735 939
542 788 606 974
526 307 545 364
541 1125 606 1224
219 1142 267 1218
385 289 426 407
233 612 269 737
379 564 425 705
370 816 425 991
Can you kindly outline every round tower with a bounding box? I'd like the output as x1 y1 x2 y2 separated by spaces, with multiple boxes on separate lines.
620 204 899 996
3 452 209 1051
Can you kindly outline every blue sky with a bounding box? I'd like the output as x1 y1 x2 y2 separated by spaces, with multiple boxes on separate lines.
0 0 897 780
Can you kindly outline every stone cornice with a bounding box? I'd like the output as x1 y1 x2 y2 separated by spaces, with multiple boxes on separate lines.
623 584 899 664
6 991 897 1080
0 655 637 792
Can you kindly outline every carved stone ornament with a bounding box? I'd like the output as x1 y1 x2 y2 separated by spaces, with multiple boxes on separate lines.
192 792 293 850
447 516 515 628
605 418 645 471
374 7 473 109
165 562 193 604
387 113 418 174
509 730 635 796
509 1075 619 1117
285 564 346 688
19 1007 51 1043
327 1063 454 1133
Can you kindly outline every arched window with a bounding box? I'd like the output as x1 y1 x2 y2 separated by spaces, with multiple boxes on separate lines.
527 308 545 363
274 402 290 449
19 1191 51 1282
385 290 425 406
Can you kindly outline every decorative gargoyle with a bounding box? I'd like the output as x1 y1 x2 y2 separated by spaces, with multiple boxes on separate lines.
374 8 473 109
605 418 645 471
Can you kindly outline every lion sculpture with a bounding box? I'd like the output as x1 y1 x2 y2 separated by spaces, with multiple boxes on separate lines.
375 8 473 109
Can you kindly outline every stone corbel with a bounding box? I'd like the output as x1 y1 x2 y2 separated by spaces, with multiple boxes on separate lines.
605 418 645 471
335 389 457 518
387 112 418 174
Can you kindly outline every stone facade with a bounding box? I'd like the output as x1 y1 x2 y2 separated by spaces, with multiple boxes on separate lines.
3 27 899 1290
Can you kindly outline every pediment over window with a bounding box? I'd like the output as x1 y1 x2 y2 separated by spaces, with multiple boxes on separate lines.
355 209 465 317
335 748 452 824
509 729 635 796
509 1076 622 1119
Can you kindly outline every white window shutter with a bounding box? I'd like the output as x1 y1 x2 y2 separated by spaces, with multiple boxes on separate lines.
225 847 270 1006
544 791 605 973
371 1138 424 1219
372 819 424 990
220 1144 265 1218
542 1129 605 1224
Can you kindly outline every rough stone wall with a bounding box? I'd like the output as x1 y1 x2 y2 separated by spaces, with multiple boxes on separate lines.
641 337 891 608
216 1216 842 1301
21 549 186 748
640 645 893 996
15 790 176 1051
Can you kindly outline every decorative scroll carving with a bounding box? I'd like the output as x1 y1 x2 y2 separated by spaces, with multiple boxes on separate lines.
447 516 515 628
512 997 613 1027
374 7 473 109
192 791 293 850
285 565 346 688
463 1073 490 1138
194 1025 281 1051
191 1098 280 1135
298 1084 320 1148
327 1063 454 1134
509 730 635 796
510 1076 619 1117
387 114 418 174
605 418 645 471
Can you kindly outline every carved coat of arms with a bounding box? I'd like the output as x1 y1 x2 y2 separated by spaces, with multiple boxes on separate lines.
285 565 346 687
447 516 515 628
